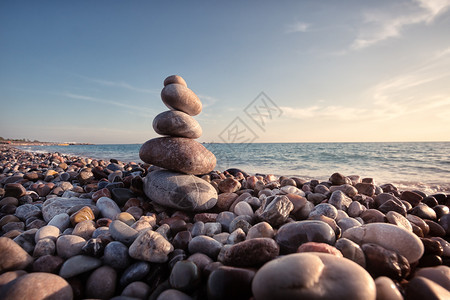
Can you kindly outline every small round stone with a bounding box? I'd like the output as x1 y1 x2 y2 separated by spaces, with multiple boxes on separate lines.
129 229 174 263
103 241 130 269
169 260 201 292
161 83 202 116
85 265 117 299
164 75 187 87
35 225 60 243
153 110 202 139
275 220 336 254
188 235 222 259
222 238 279 267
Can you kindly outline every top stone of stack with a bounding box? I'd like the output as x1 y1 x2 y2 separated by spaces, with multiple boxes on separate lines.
161 76 202 116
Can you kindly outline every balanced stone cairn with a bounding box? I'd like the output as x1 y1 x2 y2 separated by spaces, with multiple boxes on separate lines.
139 75 218 212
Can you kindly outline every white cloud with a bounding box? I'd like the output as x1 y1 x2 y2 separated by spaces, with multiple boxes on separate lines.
62 92 155 114
286 22 311 33
351 0 450 50
282 46 450 122
80 76 159 94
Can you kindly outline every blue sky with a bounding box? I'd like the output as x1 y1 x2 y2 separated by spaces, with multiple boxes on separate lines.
1 0 450 143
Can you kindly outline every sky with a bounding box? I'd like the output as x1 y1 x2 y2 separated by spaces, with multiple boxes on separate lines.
1 0 450 144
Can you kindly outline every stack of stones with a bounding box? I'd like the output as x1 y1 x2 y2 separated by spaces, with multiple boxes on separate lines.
139 75 218 212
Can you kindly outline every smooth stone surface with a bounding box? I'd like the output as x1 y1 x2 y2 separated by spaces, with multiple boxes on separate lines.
14 204 41 220
85 265 117 299
104 241 131 269
42 197 94 222
157 289 193 300
96 196 121 219
386 211 413 231
188 235 223 259
12 228 38 254
246 222 274 240
0 270 27 288
0 237 33 272
275 220 336 254
110 220 139 245
119 261 151 288
35 225 60 243
72 220 96 240
405 276 450 300
169 260 201 292
129 229 174 263
32 255 64 274
59 255 102 278
143 170 217 211
48 213 70 232
335 238 366 267
222 238 279 267
342 223 424 263
122 281 151 299
252 252 375 300
297 242 343 257
0 272 72 300
140 138 216 175
161 83 202 116
56 234 86 258
207 266 255 300
153 110 202 139
375 276 403 300
415 266 450 290
163 75 187 87
33 238 56 257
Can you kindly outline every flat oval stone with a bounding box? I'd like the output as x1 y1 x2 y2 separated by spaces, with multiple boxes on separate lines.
0 272 72 300
56 235 86 258
275 220 336 254
342 223 424 263
96 197 121 219
143 170 217 211
48 213 70 232
35 225 60 243
252 252 375 300
140 138 216 175
362 243 410 279
222 238 279 267
335 238 366 267
59 255 102 278
161 83 202 116
153 110 202 139
188 235 222 259
415 266 450 290
129 229 174 263
109 220 139 245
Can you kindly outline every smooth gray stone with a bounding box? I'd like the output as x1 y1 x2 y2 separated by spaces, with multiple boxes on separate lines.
59 255 102 278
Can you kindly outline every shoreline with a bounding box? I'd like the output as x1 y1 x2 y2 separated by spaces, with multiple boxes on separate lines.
0 145 449 299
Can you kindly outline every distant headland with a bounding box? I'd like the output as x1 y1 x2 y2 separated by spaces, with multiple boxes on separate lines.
0 137 93 146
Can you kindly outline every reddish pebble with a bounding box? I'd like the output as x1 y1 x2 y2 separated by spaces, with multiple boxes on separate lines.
92 188 111 202
297 242 343 257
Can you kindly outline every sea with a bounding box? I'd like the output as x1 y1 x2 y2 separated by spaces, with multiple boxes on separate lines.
17 142 450 194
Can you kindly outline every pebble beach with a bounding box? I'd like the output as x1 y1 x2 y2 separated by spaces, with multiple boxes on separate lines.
1 75 449 300
0 144 449 299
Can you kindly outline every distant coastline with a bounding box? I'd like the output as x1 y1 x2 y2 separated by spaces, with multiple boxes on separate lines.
0 138 93 146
